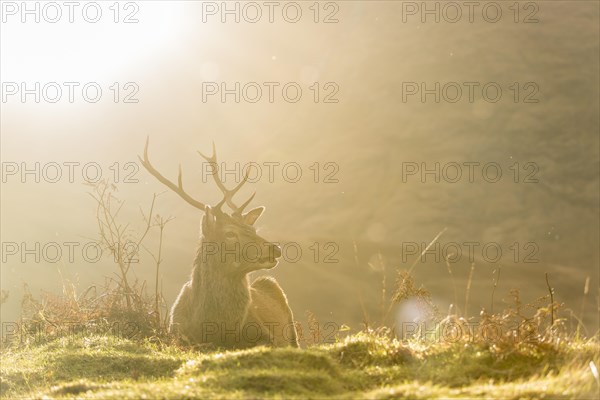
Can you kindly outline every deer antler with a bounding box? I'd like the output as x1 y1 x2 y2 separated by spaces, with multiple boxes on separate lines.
138 137 207 211
198 143 255 213
139 137 256 214
232 192 256 217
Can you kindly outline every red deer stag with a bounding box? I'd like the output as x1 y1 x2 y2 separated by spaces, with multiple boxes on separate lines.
139 138 298 348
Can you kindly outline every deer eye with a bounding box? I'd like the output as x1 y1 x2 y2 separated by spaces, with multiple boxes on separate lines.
224 231 236 239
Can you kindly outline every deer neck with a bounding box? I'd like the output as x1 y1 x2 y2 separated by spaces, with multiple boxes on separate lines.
191 244 251 326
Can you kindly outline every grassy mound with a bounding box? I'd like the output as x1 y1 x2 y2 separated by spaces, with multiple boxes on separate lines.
1 332 598 399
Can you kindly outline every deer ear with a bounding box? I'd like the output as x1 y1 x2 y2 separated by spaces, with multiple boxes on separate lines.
202 206 216 234
242 207 264 226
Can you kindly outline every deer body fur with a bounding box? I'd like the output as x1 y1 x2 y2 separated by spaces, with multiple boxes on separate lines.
170 246 298 347
170 274 297 347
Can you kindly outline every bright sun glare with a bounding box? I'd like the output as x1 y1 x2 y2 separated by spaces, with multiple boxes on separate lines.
1 2 187 82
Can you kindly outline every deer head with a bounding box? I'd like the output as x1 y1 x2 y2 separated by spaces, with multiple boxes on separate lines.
138 138 282 275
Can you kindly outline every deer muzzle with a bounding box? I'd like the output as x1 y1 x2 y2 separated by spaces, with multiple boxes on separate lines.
250 242 281 270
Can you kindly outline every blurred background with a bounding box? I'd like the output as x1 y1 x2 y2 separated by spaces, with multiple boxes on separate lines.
1 1 598 334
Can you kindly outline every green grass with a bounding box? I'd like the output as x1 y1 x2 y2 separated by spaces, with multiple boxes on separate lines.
1 332 598 399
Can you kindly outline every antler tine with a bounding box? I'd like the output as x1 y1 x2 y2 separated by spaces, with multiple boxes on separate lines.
233 192 256 217
229 165 252 197
215 196 227 211
177 164 184 188
197 141 217 163
197 143 254 212
220 164 254 212
139 137 207 211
